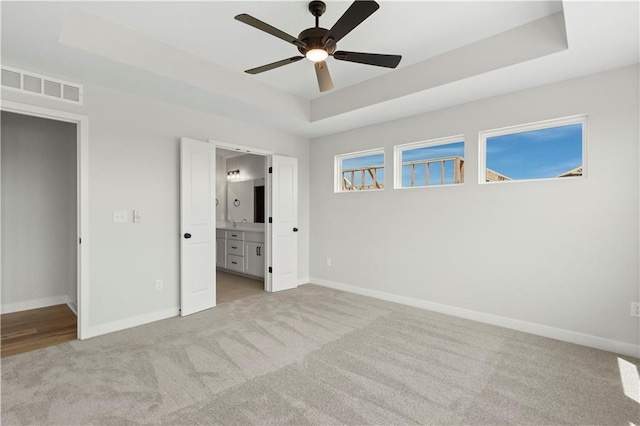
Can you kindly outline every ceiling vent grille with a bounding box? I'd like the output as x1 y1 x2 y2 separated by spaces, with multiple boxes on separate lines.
1 66 83 105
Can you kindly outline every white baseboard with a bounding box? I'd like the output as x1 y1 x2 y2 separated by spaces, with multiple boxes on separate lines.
1 295 68 314
298 276 310 285
83 307 179 340
66 296 78 316
310 277 640 358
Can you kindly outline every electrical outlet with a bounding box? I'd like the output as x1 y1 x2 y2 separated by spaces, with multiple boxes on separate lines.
155 279 163 291
632 302 640 317
326 258 332 267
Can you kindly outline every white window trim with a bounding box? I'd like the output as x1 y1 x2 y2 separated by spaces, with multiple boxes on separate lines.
334 148 385 193
478 114 588 185
394 135 465 189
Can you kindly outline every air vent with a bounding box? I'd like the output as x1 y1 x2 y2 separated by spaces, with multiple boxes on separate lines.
2 69 21 89
0 66 83 105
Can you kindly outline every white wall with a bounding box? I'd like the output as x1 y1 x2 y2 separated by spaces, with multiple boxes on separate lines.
215 154 226 222
1 81 310 336
1 111 77 312
309 65 640 355
226 154 266 182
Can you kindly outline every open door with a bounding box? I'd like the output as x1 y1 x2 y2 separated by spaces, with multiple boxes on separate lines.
180 137 216 316
269 155 298 292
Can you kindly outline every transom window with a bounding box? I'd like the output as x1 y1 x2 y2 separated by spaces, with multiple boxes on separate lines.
335 149 385 192
394 136 465 189
479 115 587 183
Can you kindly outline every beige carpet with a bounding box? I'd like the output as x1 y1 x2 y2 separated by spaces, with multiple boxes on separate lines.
1 284 638 425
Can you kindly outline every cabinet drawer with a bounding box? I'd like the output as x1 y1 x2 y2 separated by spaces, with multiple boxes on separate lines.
227 240 244 256
227 231 244 241
227 255 244 272
245 231 265 243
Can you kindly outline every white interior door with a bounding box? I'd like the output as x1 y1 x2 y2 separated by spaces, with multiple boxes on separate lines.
180 137 216 316
270 155 298 292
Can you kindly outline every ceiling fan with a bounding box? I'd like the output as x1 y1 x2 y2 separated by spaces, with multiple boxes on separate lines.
235 0 402 92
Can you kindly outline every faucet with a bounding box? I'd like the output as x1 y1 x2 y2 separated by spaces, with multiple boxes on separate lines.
229 218 237 228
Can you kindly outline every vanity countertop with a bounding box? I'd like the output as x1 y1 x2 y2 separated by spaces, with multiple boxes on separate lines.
216 222 265 233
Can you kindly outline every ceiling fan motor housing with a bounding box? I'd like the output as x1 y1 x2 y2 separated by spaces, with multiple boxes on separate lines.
297 27 335 56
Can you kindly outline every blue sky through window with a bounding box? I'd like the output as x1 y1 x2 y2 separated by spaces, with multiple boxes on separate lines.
401 141 464 187
342 152 385 188
486 123 583 180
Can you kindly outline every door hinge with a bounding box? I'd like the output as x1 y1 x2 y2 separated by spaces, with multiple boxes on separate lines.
268 217 272 223
79 238 82 244
268 267 272 273
268 167 272 174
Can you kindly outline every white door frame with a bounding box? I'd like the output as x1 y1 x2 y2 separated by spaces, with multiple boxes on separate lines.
0 100 89 339
208 140 274 291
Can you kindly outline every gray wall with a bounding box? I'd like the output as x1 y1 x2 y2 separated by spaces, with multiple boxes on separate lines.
1 81 310 334
1 111 77 311
226 154 266 182
215 154 227 222
309 65 640 351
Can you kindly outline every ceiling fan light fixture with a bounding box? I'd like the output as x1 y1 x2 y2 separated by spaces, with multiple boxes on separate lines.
305 48 328 62
236 1 402 92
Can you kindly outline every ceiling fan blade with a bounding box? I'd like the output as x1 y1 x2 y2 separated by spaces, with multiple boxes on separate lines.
245 56 304 74
333 51 402 68
235 14 306 48
322 1 379 47
315 61 334 92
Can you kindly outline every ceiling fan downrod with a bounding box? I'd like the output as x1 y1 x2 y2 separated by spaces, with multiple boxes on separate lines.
309 1 326 28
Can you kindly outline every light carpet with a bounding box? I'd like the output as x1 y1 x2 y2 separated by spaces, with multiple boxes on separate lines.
2 284 639 425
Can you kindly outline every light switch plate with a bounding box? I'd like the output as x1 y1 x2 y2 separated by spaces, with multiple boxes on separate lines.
113 210 127 223
133 210 141 223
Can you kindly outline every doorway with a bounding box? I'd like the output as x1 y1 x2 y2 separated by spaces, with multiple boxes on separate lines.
215 148 267 304
0 101 88 353
1 111 77 356
179 137 298 317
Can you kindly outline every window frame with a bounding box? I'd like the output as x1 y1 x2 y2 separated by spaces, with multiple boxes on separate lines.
478 114 588 185
393 135 466 190
334 148 386 193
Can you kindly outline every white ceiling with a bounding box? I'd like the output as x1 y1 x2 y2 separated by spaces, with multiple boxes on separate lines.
62 1 563 100
1 1 638 139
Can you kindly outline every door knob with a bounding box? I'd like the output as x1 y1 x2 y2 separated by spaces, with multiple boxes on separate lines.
184 233 192 239
293 227 299 232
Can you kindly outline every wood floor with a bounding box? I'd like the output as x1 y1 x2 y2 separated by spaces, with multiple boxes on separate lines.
1 304 77 358
0 275 260 358
217 270 264 304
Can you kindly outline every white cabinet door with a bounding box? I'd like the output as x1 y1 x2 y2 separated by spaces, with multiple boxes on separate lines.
245 241 265 278
216 238 225 267
180 137 216 316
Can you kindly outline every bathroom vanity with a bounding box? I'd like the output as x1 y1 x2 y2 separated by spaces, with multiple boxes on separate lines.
216 224 265 278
